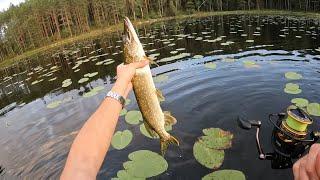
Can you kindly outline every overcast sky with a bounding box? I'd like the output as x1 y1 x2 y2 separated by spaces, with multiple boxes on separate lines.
0 0 25 11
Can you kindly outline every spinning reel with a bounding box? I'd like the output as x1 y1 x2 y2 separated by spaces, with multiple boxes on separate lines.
238 105 320 169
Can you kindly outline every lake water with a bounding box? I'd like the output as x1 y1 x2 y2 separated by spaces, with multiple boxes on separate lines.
0 14 320 179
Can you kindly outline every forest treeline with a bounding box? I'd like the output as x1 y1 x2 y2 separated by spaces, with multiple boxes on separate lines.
0 0 319 62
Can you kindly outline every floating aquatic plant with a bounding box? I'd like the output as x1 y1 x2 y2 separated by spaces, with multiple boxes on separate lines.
307 103 320 116
204 63 217 70
158 53 191 63
125 99 131 106
62 79 72 88
285 72 302 80
120 108 127 116
47 100 62 109
291 98 309 108
84 72 99 78
193 128 233 169
111 130 133 150
78 78 89 84
82 86 105 98
202 170 246 180
243 61 260 68
193 55 204 59
153 74 169 83
117 150 168 178
125 110 143 125
284 83 302 94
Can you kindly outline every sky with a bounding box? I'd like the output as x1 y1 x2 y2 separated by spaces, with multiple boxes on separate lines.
0 0 25 11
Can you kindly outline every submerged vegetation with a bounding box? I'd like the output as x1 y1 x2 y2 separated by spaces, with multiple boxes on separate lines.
1 0 320 66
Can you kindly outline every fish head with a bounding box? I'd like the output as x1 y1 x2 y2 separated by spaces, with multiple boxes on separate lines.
123 17 145 64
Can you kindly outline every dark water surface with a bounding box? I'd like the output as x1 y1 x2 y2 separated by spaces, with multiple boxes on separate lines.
0 15 320 179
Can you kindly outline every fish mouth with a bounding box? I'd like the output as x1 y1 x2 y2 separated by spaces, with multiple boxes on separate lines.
123 17 135 43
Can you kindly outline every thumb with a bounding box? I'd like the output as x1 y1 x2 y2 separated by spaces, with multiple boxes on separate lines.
315 148 320 178
129 60 149 69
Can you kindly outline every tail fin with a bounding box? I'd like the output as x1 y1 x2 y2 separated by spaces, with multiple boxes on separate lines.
160 135 180 156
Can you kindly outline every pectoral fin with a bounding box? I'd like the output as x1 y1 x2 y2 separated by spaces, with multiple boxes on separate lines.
144 56 159 67
144 121 158 138
164 111 177 126
156 89 165 102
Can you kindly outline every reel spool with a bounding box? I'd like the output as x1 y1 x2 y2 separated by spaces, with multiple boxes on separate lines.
238 105 320 169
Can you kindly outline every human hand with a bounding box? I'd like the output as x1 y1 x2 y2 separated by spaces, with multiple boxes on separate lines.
293 144 320 180
112 60 149 98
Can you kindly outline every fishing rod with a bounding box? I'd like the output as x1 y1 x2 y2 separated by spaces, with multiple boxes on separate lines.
238 105 320 169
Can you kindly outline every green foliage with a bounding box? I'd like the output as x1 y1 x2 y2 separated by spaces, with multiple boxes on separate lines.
284 83 302 94
111 130 133 150
307 103 320 116
125 110 143 125
202 170 246 180
291 98 309 108
204 63 217 69
113 150 168 179
193 128 234 169
285 72 303 80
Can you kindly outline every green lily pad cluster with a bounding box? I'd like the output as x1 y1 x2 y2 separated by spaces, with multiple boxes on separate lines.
193 128 233 169
62 79 72 88
111 130 133 150
284 83 302 94
202 170 246 180
285 72 302 80
153 74 169 83
204 62 217 70
47 100 62 109
291 98 309 108
243 61 260 68
290 98 320 117
112 150 168 180
307 103 320 116
83 86 105 98
125 110 143 125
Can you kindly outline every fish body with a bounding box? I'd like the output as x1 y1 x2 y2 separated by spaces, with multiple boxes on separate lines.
123 17 179 155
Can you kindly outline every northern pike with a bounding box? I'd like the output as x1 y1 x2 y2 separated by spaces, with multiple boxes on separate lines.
123 17 179 155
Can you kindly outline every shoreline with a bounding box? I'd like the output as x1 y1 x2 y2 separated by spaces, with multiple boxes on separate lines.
1 10 319 68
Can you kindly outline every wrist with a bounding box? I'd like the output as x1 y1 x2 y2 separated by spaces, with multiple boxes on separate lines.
111 78 128 97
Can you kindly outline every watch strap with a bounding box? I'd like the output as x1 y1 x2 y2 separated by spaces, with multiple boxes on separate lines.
106 91 125 107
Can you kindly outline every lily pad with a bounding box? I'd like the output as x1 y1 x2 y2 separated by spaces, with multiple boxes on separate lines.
284 83 302 94
125 99 131 106
291 98 309 108
193 128 233 169
202 170 246 180
123 150 168 178
47 100 62 109
125 111 143 125
120 108 128 116
62 79 72 88
307 103 320 116
111 130 133 150
204 63 217 70
285 72 302 80
193 141 225 169
78 78 89 84
83 90 98 98
112 170 144 180
243 61 260 68
84 72 99 78
193 55 204 59
153 75 169 83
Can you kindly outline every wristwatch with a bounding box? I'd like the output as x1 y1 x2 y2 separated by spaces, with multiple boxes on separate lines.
106 91 126 108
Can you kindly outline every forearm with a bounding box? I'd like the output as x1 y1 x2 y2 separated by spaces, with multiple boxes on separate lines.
61 79 128 179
